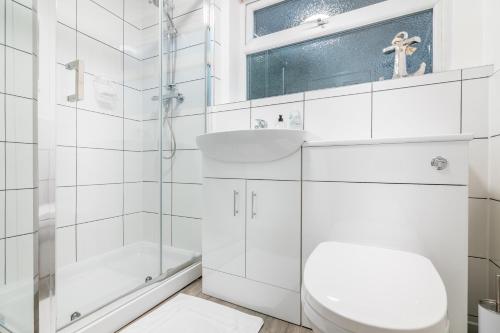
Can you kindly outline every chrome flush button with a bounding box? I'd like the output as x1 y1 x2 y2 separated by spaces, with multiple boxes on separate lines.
431 156 448 170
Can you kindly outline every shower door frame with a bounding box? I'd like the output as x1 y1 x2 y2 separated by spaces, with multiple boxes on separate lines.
36 0 212 332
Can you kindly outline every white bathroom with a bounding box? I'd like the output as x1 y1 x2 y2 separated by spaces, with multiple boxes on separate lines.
0 0 499 332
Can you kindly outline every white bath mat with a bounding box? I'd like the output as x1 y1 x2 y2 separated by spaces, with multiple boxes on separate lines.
121 293 264 333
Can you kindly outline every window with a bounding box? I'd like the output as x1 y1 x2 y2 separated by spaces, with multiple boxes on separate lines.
254 0 387 37
245 0 437 100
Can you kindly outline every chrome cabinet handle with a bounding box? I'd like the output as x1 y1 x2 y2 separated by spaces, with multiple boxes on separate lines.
251 191 257 219
233 190 239 216
65 59 85 102
431 156 448 170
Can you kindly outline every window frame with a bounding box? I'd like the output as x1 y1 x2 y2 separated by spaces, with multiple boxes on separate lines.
240 0 444 96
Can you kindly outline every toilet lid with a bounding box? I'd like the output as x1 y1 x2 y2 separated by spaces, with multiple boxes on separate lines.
303 242 448 333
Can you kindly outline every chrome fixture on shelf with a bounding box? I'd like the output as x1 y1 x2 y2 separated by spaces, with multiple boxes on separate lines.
254 119 268 129
431 156 448 170
383 31 426 79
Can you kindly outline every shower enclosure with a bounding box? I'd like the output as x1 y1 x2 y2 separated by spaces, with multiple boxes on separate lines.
50 0 208 330
1 0 210 332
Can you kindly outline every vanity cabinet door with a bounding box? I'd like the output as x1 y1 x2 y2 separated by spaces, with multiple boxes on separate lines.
203 178 246 277
246 180 301 291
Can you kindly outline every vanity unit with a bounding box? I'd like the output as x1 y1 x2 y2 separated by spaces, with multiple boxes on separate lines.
198 130 308 324
198 130 471 332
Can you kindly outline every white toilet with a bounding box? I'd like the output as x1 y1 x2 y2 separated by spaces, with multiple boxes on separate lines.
302 242 449 333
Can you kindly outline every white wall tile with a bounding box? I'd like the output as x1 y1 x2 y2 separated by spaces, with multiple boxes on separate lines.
305 93 371 140
172 183 202 218
77 33 123 83
57 0 76 28
6 47 33 98
142 151 159 182
6 189 34 237
141 119 158 150
124 54 143 90
161 215 172 252
490 200 500 264
372 82 461 138
173 0 203 18
77 148 123 185
124 151 142 182
490 136 500 200
469 198 488 258
139 24 158 60
251 93 303 108
468 257 488 316
56 105 76 146
207 109 250 133
372 70 461 91
251 102 304 130
124 119 142 151
0 239 4 285
78 111 123 150
56 226 76 268
0 0 4 46
124 86 143 120
175 44 205 83
6 95 34 143
15 0 31 9
174 9 205 50
6 0 33 53
462 78 489 138
0 46 5 93
0 191 5 239
462 65 494 80
78 74 124 117
124 182 142 214
142 182 159 213
6 143 34 189
469 139 489 198
77 217 123 260
162 182 172 214
305 83 371 100
0 94 5 141
172 216 201 253
92 0 123 18
170 79 206 117
211 101 251 113
6 233 33 283
172 150 202 183
56 187 76 228
490 71 500 136
77 0 123 50
124 212 160 245
172 114 205 149
56 23 76 65
56 147 76 187
77 184 123 223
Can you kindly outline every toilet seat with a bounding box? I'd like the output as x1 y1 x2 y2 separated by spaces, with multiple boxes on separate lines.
302 242 449 333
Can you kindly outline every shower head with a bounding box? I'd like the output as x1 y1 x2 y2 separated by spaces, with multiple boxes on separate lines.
149 0 160 7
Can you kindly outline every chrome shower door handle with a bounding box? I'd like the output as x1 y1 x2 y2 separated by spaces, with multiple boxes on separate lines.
66 59 85 102
233 190 239 216
251 191 257 219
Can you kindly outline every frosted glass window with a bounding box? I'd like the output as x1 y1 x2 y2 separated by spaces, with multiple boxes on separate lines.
254 0 387 37
247 10 433 100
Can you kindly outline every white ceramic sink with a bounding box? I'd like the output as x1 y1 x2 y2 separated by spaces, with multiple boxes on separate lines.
196 129 310 163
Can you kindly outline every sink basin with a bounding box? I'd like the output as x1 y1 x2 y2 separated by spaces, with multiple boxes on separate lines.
196 129 310 163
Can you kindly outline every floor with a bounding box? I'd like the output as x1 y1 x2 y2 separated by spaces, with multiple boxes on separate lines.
119 277 312 333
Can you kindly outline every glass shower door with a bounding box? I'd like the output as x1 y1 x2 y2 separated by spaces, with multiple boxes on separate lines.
54 0 164 328
0 0 37 332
